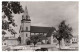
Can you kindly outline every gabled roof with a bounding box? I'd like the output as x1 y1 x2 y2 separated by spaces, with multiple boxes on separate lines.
30 26 52 33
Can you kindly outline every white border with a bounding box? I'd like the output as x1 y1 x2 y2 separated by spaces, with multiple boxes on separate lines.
0 0 79 52
0 0 80 1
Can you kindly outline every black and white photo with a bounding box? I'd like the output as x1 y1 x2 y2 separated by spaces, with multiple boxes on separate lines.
2 1 78 51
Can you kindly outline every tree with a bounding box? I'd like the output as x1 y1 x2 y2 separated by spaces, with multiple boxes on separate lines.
54 20 73 49
17 36 21 44
37 34 47 42
30 35 40 47
30 34 47 47
46 27 56 37
2 1 24 34
2 31 6 35
10 29 17 37
2 31 6 41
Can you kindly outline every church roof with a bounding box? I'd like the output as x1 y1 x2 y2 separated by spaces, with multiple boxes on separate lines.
30 26 55 33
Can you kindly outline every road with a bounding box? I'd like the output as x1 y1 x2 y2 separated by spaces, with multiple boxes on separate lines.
2 44 78 51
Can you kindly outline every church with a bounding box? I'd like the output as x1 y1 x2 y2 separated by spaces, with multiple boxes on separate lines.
19 6 78 49
19 6 56 45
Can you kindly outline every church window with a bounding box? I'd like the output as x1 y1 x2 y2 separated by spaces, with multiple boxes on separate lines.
35 33 39 35
31 33 34 35
26 16 28 18
26 34 27 37
26 27 28 31
40 33 43 34
4 43 6 45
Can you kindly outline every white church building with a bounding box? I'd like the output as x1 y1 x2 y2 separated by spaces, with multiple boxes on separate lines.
19 6 56 45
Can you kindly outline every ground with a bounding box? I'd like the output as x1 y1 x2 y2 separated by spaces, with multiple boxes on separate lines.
2 43 78 51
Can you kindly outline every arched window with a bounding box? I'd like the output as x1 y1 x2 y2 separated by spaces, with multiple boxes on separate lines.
26 34 27 37
22 15 25 20
26 27 28 31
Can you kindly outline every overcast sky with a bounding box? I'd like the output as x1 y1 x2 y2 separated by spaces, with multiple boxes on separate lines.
10 1 78 37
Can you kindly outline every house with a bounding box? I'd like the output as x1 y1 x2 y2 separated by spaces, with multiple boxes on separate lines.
2 31 19 46
60 36 78 49
2 36 19 46
71 36 78 44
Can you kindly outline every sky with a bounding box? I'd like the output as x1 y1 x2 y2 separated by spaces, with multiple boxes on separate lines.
5 1 78 37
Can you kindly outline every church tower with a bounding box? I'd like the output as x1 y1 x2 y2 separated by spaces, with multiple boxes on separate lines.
20 6 31 45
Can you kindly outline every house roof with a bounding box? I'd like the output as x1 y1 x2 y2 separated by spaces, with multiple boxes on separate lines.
6 38 18 40
30 26 56 37
30 26 52 33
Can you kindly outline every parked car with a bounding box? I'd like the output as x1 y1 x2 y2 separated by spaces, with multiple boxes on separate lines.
35 48 48 51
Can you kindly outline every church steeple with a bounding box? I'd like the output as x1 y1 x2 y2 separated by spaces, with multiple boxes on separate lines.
22 6 31 21
20 6 31 45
